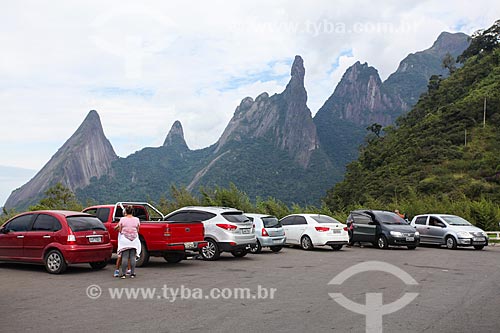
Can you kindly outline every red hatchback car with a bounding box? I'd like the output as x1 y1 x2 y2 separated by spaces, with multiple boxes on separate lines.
0 210 113 274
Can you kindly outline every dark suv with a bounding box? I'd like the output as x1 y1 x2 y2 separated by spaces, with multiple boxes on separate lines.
346 210 420 249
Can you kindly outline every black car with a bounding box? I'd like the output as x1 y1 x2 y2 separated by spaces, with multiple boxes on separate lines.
347 210 420 249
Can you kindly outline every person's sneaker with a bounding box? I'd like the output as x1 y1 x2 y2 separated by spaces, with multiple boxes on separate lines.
120 275 126 279
130 273 136 278
113 269 120 277
126 269 132 276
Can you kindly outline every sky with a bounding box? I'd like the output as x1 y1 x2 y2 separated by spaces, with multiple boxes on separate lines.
1 0 500 206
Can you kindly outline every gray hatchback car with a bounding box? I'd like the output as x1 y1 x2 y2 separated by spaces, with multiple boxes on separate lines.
245 213 286 253
410 214 488 250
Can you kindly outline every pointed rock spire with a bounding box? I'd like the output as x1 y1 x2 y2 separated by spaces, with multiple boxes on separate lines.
283 55 307 105
163 120 189 150
4 110 117 209
214 55 318 168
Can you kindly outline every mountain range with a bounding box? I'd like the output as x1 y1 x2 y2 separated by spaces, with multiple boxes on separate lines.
4 31 470 210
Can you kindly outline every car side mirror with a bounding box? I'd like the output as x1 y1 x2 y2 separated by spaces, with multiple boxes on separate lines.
113 217 120 222
0 227 8 234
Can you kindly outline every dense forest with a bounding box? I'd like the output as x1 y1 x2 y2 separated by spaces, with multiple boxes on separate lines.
324 20 500 230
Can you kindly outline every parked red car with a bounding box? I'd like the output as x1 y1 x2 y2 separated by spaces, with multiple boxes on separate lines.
0 210 113 274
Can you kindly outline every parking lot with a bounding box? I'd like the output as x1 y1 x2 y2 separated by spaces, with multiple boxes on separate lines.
1 244 499 332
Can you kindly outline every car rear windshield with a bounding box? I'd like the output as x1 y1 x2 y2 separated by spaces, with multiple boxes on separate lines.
66 216 107 232
441 216 471 226
374 212 408 225
311 215 341 224
262 216 281 228
222 212 250 223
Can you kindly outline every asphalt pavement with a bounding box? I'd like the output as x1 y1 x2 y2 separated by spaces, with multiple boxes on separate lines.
1 244 499 332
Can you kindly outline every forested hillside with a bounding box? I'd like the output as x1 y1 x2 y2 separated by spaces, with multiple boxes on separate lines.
326 21 500 227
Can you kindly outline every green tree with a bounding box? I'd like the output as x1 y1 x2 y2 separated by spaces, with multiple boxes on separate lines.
442 52 457 75
29 183 83 211
1 207 18 225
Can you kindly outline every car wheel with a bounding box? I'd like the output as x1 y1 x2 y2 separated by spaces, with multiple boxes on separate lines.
200 239 220 261
407 246 417 250
164 253 185 263
445 236 457 250
473 245 484 250
249 241 262 254
376 235 389 249
44 249 67 274
231 249 248 257
89 261 108 270
300 235 314 250
270 246 283 253
331 244 343 251
136 240 150 267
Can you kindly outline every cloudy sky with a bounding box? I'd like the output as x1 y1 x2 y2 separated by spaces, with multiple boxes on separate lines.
1 0 500 205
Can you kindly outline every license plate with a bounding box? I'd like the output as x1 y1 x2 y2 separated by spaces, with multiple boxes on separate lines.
184 242 195 249
273 239 282 244
88 236 102 243
332 230 341 234
405 237 414 242
241 228 251 234
473 237 485 242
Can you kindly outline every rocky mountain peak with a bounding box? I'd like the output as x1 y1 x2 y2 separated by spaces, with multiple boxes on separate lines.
316 61 398 126
430 31 470 56
163 120 189 150
214 55 318 168
283 55 307 105
4 110 118 209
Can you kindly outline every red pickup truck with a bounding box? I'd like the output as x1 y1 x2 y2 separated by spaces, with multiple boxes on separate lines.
83 202 206 266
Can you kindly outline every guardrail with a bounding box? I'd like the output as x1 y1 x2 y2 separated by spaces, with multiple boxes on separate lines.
486 232 500 240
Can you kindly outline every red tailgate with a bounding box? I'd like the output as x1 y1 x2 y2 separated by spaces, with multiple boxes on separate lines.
166 221 205 244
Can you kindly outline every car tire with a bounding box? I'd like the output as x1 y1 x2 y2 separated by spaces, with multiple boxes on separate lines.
331 244 343 251
407 246 417 250
200 238 221 261
136 240 150 267
445 236 457 250
249 241 262 254
164 253 185 263
473 245 484 250
44 249 67 274
89 261 108 270
231 249 248 257
270 246 283 253
376 235 389 249
300 235 314 250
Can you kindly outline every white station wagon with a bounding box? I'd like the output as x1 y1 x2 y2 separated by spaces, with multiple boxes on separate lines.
280 214 349 250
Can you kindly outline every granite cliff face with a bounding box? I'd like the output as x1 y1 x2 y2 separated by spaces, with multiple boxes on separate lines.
215 55 318 168
315 32 470 129
4 110 117 209
316 61 403 127
384 32 470 107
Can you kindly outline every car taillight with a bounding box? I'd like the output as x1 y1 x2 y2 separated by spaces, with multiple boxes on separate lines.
67 234 76 243
216 223 237 231
343 227 348 231
262 228 269 236
315 226 330 232
164 227 171 237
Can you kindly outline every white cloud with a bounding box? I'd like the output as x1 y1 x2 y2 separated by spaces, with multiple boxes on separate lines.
1 0 500 204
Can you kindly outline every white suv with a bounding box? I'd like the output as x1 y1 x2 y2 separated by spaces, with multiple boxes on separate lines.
164 206 256 260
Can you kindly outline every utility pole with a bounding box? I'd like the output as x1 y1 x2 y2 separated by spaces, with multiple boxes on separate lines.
483 97 486 128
